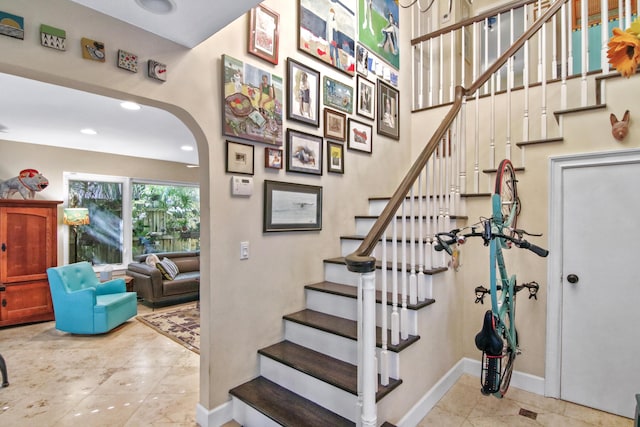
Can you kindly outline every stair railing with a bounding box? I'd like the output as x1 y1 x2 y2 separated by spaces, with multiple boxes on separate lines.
345 0 569 425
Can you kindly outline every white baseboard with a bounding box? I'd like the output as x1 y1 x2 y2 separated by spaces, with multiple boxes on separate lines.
196 400 232 427
195 358 545 427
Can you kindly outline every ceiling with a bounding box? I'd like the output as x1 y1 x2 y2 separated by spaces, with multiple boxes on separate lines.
70 0 262 48
0 0 262 166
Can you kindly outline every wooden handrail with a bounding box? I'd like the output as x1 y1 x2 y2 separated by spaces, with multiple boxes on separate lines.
346 0 569 272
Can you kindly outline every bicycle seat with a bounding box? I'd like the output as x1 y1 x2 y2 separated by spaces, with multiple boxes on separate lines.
475 310 503 356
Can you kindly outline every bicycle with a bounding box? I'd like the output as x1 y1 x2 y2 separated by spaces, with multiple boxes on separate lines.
435 159 548 398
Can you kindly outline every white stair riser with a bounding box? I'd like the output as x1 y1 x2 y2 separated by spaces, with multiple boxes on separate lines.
284 320 401 379
305 289 419 333
259 356 358 422
231 396 281 427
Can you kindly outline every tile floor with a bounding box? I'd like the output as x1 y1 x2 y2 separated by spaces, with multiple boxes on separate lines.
0 303 634 426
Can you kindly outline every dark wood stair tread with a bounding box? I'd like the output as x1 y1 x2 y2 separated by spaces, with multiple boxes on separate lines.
229 376 354 427
324 256 448 276
259 340 402 401
284 309 420 353
306 281 435 310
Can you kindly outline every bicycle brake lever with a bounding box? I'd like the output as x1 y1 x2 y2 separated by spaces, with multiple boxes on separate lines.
513 228 543 237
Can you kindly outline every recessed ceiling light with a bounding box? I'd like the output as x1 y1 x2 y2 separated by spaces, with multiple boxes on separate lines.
80 128 97 135
186 164 199 168
181 145 194 151
134 0 176 14
120 101 141 111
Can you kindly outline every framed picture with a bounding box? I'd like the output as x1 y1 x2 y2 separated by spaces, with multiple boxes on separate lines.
248 4 280 65
327 142 344 174
356 75 375 120
323 108 346 141
265 147 283 169
287 58 320 127
377 79 400 140
323 76 353 114
348 118 373 154
286 129 323 175
356 44 369 77
226 141 254 175
264 180 323 232
298 0 356 76
357 0 400 70
222 54 283 145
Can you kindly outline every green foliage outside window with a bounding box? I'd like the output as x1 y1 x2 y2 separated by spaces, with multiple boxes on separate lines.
131 184 200 256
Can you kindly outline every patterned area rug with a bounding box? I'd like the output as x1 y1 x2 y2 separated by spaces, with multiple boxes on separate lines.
137 303 200 354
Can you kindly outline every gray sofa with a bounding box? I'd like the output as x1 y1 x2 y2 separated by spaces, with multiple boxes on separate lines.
126 251 199 307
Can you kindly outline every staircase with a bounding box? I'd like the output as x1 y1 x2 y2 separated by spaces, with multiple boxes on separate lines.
229 196 455 426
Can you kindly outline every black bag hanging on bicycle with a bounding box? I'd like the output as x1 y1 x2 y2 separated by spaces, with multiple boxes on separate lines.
475 310 503 394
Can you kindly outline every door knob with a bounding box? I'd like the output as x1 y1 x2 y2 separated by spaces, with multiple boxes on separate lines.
567 274 579 284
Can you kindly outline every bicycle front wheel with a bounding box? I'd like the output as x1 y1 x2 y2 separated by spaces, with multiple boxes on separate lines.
494 159 519 234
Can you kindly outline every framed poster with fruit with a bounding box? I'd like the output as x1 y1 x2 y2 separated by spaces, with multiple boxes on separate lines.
222 54 284 145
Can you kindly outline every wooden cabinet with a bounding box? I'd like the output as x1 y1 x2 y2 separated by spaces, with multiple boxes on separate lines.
0 199 61 327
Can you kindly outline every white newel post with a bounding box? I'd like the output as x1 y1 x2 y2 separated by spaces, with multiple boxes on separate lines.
361 270 377 427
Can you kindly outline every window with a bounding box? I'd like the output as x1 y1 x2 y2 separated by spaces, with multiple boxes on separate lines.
131 183 200 257
64 173 199 270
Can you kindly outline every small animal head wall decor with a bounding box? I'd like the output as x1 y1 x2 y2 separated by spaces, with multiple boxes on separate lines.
610 110 630 141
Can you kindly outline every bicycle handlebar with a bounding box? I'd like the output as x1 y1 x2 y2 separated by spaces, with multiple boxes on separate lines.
435 225 549 258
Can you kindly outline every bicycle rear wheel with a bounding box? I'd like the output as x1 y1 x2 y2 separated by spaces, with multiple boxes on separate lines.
494 159 519 234
497 347 516 398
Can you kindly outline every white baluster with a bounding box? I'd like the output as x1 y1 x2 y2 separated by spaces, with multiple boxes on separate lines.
409 187 417 306
474 91 480 193
490 73 496 170
625 0 631 29
560 2 567 111
523 5 530 142
429 38 434 107
380 229 389 386
450 30 455 102
461 25 467 86
541 20 548 139
460 97 467 197
552 14 558 79
425 160 432 271
400 199 408 340
601 0 609 74
580 0 588 105
439 35 444 104
418 171 426 301
567 1 574 76
497 13 502 92
483 17 489 94
419 43 424 108
391 215 399 346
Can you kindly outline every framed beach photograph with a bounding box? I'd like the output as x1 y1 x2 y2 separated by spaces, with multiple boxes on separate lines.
263 180 323 232
377 79 399 140
327 142 345 174
222 54 283 146
287 58 320 127
286 129 323 175
248 4 280 65
356 75 375 120
226 141 254 175
323 76 353 114
323 108 346 141
348 118 373 153
298 0 356 76
265 147 283 169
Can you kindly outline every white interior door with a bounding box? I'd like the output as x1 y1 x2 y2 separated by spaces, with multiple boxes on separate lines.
560 158 640 418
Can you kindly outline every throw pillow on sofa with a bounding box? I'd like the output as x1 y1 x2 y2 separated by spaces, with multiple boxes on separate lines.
145 253 160 267
156 257 179 280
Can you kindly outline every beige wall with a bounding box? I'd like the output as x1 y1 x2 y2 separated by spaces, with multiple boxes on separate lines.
0 0 421 415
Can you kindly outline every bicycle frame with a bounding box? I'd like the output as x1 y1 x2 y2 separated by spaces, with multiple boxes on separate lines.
489 192 518 364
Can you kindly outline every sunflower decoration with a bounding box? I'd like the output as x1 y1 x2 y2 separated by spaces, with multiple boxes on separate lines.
607 18 640 78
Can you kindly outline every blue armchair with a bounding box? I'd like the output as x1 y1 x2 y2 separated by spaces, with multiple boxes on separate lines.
47 262 137 334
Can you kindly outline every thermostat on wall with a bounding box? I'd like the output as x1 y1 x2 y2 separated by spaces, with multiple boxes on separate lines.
231 176 253 197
